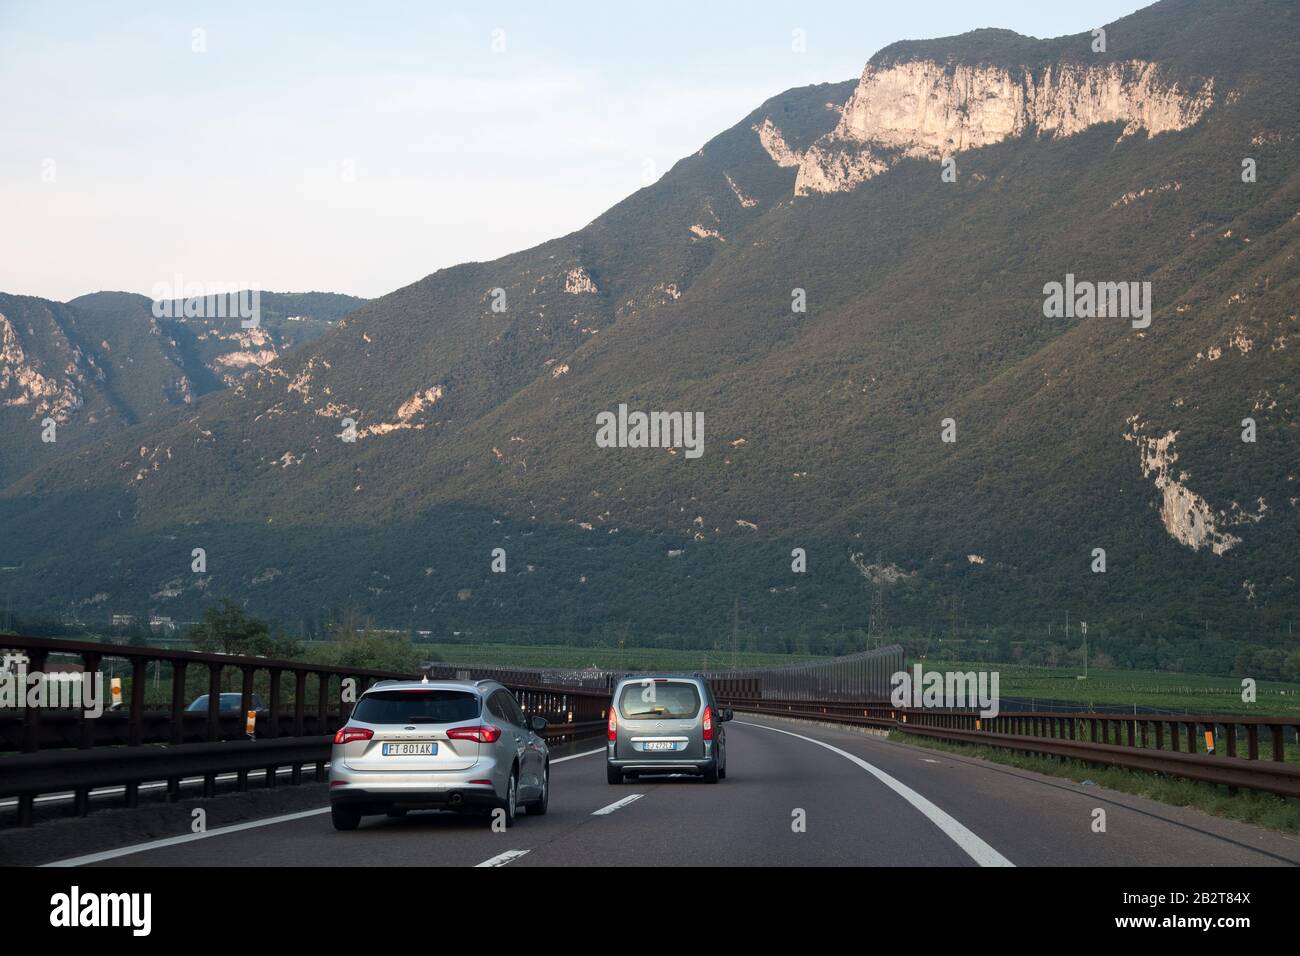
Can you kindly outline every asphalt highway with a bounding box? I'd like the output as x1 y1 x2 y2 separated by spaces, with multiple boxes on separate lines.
41 715 1300 867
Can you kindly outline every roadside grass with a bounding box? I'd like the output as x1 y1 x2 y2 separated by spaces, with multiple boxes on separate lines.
889 729 1300 837
923 660 1300 716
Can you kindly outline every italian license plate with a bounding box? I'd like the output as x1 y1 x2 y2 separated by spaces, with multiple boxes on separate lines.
644 741 675 751
382 742 436 756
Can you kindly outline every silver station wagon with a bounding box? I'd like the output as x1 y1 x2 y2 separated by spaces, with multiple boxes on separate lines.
606 675 730 784
329 678 549 830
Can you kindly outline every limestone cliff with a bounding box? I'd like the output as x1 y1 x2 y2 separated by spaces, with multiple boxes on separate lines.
791 59 1214 195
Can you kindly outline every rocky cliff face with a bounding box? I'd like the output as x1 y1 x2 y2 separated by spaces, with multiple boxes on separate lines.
0 310 88 423
793 59 1215 195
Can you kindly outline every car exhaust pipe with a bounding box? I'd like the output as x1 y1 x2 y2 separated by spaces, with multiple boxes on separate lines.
449 792 464 806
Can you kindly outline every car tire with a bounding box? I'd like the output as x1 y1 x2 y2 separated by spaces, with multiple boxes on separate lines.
703 758 719 784
331 805 361 831
525 762 549 815
498 768 518 828
606 764 622 785
719 760 727 780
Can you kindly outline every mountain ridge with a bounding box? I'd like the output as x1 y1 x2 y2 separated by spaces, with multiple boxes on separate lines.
2 0 1296 668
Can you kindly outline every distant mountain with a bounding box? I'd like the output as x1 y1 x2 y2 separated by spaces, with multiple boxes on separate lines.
0 290 365 487
2 0 1296 670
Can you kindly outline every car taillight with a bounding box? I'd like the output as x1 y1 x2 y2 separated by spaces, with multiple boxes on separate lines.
607 708 617 741
702 705 713 741
334 726 373 745
447 724 502 743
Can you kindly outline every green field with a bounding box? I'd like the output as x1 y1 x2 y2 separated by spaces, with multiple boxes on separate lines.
421 642 816 673
926 660 1300 716
58 637 1300 718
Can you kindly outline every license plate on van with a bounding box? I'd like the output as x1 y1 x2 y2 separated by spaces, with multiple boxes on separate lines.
383 742 437 756
644 741 676 751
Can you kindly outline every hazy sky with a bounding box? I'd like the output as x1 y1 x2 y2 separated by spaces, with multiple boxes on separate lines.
1 0 1148 302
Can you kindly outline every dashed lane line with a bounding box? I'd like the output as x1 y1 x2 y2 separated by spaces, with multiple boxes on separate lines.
474 849 531 867
551 747 604 764
591 793 644 816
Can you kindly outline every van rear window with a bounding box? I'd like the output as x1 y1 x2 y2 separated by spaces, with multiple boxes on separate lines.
352 690 480 724
618 681 702 719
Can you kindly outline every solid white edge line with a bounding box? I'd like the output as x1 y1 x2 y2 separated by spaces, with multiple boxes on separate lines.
474 849 530 867
40 807 333 867
735 719 1014 867
591 793 643 816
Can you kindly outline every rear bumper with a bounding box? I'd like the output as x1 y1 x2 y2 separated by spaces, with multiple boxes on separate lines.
328 752 505 813
608 757 713 774
330 785 501 813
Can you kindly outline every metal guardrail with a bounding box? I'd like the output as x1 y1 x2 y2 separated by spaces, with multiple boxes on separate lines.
6 634 1298 827
719 697 1300 799
707 645 904 701
427 644 906 702
0 636 611 826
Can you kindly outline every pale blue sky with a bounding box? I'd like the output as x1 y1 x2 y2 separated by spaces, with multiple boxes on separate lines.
1 0 1148 301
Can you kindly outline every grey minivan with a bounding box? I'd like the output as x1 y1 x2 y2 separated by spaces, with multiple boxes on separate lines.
606 675 731 784
329 678 549 830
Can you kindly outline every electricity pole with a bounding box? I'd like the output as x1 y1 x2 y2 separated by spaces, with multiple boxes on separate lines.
1081 621 1088 680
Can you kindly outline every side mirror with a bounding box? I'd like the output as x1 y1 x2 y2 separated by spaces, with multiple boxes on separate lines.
531 716 549 733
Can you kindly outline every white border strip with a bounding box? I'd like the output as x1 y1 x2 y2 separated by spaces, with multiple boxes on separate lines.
40 807 332 868
736 720 1014 867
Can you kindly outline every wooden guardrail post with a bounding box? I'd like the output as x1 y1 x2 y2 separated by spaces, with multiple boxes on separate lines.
79 651 102 751
240 666 256 731
266 667 282 740
169 660 188 745
20 648 48 755
204 662 222 796
293 670 307 737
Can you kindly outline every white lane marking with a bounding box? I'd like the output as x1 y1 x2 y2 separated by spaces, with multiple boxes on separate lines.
591 793 643 816
32 747 603 866
474 849 530 867
551 747 604 764
736 720 1014 868
0 765 328 810
40 807 332 868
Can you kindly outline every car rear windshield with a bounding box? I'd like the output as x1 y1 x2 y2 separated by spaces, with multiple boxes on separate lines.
618 681 702 719
352 690 480 725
